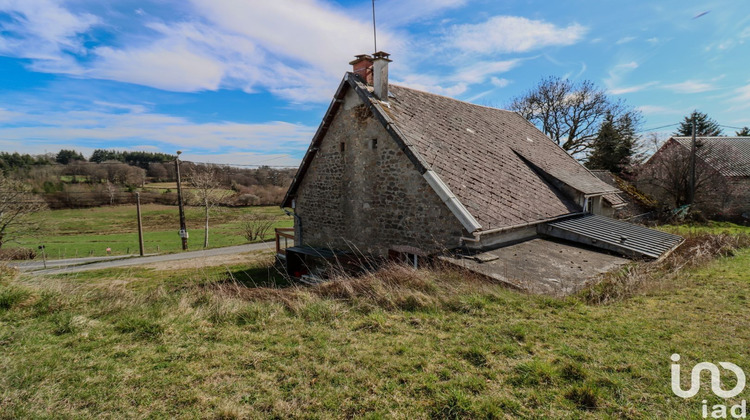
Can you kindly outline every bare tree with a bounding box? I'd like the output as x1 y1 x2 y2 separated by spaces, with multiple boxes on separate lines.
104 180 117 205
0 174 46 249
508 76 641 157
242 213 276 242
187 165 224 248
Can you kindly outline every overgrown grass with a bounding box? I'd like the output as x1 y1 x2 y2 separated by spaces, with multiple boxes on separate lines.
1 227 749 418
581 231 750 304
6 204 291 258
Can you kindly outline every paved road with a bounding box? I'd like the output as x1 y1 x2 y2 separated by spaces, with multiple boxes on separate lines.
12 254 144 271
25 242 275 275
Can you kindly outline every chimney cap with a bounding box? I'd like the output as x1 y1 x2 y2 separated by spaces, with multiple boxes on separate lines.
373 51 392 62
349 54 373 65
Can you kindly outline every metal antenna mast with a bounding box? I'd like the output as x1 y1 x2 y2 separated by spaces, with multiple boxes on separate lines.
372 0 377 52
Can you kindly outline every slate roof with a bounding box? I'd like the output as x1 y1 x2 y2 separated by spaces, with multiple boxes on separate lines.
672 137 750 177
381 84 617 229
283 73 620 232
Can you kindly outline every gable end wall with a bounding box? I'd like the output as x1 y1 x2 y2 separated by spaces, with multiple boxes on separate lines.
294 89 466 257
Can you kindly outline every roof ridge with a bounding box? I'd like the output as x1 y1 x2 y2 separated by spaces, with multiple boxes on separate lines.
672 136 750 139
389 83 518 114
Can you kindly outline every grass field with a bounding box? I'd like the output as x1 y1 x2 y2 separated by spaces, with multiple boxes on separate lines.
140 182 235 197
0 225 749 418
8 204 291 258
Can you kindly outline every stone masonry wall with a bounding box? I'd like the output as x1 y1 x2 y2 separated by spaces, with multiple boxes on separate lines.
294 88 467 257
729 178 750 216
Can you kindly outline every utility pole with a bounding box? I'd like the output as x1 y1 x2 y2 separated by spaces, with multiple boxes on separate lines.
175 151 188 250
135 192 145 256
689 113 697 205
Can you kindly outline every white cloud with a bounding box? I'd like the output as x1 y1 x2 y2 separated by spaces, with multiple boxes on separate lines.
0 2 584 105
0 106 315 155
395 75 468 97
365 0 468 27
451 60 520 84
0 0 405 103
616 36 636 45
0 108 26 122
395 59 518 97
0 0 99 59
604 61 650 94
663 80 715 94
636 105 683 115
490 77 510 88
190 0 390 78
92 45 225 92
447 16 587 55
733 84 750 103
608 82 658 95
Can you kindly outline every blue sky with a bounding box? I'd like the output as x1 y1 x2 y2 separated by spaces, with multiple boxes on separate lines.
1 0 749 166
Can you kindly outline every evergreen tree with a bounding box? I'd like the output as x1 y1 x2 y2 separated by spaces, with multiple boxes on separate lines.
55 149 85 165
586 113 637 174
735 126 750 136
674 111 722 136
89 149 123 163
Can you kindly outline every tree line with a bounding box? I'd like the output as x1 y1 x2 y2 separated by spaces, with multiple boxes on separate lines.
0 148 296 210
509 77 749 178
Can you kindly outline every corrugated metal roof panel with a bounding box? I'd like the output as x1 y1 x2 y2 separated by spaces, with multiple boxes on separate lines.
539 214 683 259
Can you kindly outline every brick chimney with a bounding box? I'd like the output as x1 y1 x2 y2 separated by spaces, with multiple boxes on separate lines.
349 54 373 84
372 51 391 101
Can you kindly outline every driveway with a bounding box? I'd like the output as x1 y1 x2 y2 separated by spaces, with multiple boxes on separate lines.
24 242 275 275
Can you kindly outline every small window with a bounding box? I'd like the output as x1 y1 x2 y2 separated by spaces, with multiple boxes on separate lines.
340 142 346 153
370 138 378 149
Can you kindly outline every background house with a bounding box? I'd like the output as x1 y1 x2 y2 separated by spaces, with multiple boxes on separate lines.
638 136 750 218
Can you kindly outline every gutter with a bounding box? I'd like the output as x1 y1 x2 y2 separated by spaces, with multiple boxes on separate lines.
283 207 302 246
460 212 584 244
422 170 482 234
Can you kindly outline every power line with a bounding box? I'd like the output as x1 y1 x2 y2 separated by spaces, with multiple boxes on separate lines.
719 124 747 130
636 123 679 134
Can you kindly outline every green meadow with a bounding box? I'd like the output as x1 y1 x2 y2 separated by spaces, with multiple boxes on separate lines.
0 224 748 418
8 204 291 258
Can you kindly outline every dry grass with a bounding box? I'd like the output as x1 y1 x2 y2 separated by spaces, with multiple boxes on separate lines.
207 262 505 315
2 228 749 418
581 232 750 304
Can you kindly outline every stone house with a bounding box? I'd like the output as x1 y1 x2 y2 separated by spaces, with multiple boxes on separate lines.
279 53 682 284
638 136 750 217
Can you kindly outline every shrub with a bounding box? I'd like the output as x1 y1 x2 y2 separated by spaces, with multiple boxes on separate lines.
0 285 31 310
241 214 276 242
0 248 37 261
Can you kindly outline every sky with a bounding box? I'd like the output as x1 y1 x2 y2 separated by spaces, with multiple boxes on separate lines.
0 0 749 166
